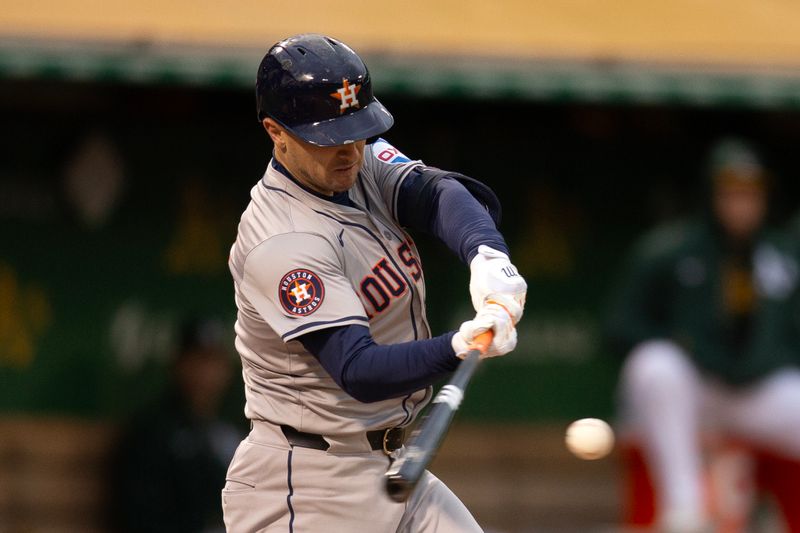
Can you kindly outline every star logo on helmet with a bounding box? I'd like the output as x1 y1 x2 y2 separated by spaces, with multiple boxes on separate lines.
331 78 361 114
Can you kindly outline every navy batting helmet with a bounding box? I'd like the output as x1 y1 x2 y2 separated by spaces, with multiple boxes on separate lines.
256 34 394 146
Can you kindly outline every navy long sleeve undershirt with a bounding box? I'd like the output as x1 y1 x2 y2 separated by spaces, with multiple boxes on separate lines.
299 325 459 403
398 174 509 263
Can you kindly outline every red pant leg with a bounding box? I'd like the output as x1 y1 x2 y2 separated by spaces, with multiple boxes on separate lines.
622 444 657 526
755 450 800 533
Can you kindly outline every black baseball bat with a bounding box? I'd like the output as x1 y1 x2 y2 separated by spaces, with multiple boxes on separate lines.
384 330 493 502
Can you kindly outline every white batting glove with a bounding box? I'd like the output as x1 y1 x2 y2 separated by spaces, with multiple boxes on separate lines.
451 302 517 359
469 245 527 322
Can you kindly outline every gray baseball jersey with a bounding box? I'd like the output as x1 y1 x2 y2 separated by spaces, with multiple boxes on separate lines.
228 139 434 443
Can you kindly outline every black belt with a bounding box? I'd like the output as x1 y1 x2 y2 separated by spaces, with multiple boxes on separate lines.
280 424 404 454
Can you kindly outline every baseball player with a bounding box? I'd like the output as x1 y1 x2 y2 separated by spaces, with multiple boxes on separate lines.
607 139 800 532
223 34 527 533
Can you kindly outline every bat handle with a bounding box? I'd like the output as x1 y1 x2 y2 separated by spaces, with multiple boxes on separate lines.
467 330 494 356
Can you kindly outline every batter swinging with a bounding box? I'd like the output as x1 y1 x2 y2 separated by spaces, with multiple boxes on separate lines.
223 34 527 533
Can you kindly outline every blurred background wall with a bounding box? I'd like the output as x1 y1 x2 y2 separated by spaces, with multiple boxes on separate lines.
2 1 800 531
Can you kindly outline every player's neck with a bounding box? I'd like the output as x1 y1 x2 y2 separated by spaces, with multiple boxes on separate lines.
272 153 334 196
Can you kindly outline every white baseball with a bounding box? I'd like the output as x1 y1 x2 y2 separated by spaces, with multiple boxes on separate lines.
565 418 615 460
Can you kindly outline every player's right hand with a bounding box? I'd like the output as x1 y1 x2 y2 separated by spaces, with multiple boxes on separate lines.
451 301 518 359
469 245 527 323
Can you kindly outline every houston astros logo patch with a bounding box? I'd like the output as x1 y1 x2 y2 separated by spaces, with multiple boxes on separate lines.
279 269 325 316
330 78 361 113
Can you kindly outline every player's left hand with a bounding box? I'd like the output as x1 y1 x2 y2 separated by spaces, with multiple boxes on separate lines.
469 245 527 322
451 300 520 359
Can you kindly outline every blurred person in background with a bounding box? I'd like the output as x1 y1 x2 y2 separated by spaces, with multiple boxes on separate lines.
607 139 800 532
109 317 243 533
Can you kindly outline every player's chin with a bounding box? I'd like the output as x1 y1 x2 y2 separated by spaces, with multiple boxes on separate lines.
329 168 360 191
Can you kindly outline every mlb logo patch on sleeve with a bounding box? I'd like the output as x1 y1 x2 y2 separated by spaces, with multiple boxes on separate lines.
279 269 325 316
372 139 411 164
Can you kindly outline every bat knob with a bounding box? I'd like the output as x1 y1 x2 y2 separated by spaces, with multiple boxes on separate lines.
385 473 412 503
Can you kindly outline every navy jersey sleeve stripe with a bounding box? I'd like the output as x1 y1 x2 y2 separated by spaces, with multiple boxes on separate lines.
390 171 405 220
299 324 459 403
281 316 370 341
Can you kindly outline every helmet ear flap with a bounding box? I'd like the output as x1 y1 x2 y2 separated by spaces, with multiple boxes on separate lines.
255 34 393 146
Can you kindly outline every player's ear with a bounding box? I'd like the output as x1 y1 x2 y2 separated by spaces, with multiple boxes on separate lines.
262 118 285 149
